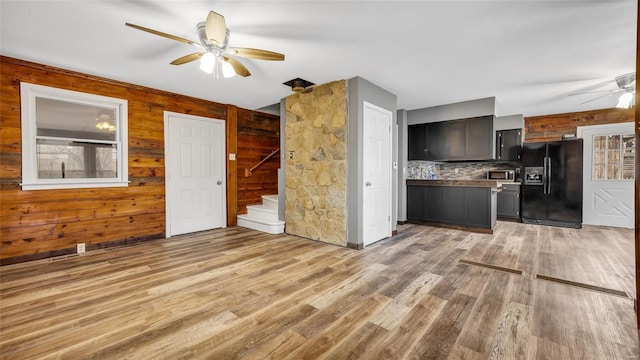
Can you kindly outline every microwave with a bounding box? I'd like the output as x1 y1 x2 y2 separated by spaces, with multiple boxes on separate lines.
487 170 515 181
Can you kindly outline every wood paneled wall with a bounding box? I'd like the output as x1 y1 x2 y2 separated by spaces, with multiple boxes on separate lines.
524 108 635 142
236 108 280 214
0 56 279 264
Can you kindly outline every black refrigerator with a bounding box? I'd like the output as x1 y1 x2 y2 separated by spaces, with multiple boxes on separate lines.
521 139 583 228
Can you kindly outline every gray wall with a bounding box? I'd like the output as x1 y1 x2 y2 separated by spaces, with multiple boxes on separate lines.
494 114 524 131
347 77 398 248
257 102 281 116
407 97 496 125
397 109 408 222
278 98 286 221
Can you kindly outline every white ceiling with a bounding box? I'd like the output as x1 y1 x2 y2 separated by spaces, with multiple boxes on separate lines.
0 1 637 117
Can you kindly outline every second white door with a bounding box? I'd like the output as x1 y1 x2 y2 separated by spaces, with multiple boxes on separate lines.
578 123 635 228
362 101 392 246
165 112 226 236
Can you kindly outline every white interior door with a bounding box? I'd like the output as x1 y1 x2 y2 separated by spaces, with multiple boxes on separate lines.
578 123 635 228
362 101 392 246
165 112 226 236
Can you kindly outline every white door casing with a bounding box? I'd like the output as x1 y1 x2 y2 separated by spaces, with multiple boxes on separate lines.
577 123 635 228
362 101 392 246
165 112 226 237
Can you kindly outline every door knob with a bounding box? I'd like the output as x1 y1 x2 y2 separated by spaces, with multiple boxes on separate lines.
217 180 222 185
365 182 371 187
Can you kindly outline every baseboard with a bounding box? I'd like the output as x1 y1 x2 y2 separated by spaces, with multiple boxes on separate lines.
1 232 165 266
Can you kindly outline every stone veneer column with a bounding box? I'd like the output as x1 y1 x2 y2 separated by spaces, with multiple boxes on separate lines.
284 80 348 246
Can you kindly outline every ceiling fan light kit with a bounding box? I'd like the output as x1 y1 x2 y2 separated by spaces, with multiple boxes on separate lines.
125 11 284 79
614 73 636 109
616 92 634 109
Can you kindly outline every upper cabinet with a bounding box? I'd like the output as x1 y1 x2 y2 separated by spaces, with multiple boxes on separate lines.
408 115 494 161
408 123 428 160
426 121 446 160
495 128 522 161
462 116 493 160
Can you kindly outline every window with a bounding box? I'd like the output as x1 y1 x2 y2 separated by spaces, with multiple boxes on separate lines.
21 83 128 190
592 134 635 180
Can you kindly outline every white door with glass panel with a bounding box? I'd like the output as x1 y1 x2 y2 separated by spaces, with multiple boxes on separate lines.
165 112 226 236
578 123 635 228
362 101 392 246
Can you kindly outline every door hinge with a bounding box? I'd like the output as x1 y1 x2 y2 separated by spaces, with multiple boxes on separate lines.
388 216 390 221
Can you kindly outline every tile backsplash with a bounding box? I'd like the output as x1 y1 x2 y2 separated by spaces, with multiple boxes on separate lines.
407 161 519 180
406 161 437 179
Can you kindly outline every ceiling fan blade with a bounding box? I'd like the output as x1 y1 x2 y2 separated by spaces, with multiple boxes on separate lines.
205 11 227 45
223 57 251 77
170 52 205 65
125 23 201 47
568 89 622 96
228 47 285 61
580 92 618 105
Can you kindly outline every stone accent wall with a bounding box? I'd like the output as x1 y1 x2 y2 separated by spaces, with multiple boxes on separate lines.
284 80 348 246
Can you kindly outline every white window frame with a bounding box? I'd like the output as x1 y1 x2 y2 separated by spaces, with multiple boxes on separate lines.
20 83 128 190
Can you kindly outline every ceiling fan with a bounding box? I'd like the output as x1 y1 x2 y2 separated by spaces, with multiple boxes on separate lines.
569 73 636 108
125 11 285 78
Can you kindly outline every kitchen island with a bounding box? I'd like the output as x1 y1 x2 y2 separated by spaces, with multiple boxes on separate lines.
406 179 500 234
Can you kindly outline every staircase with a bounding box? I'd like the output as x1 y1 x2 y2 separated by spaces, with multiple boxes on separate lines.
237 194 285 234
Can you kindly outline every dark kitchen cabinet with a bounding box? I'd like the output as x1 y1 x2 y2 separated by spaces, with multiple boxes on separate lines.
406 184 495 230
497 183 520 219
426 122 446 161
407 185 426 220
425 186 445 222
465 116 494 160
465 187 492 227
408 116 494 161
496 129 522 161
446 120 467 160
408 124 428 160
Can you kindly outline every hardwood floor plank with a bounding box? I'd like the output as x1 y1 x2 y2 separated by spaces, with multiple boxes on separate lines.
456 271 511 354
488 301 532 359
366 294 448 359
406 292 477 359
0 222 637 359
285 293 392 360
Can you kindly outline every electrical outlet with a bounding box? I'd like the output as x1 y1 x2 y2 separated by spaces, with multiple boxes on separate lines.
77 243 85 254
455 168 459 174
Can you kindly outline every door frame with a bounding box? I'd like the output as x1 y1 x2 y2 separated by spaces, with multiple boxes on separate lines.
577 122 635 228
362 101 393 247
164 111 227 238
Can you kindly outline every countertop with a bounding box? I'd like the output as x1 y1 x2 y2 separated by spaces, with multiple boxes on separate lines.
406 179 501 188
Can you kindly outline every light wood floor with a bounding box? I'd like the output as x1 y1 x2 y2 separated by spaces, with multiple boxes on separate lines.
1 222 637 359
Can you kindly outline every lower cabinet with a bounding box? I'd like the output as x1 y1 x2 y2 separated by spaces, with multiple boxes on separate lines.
407 185 494 229
497 183 521 219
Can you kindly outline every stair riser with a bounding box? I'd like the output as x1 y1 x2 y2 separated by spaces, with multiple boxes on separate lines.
237 217 284 234
261 198 278 211
246 209 279 222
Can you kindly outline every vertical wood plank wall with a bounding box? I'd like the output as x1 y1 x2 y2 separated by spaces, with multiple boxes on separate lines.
524 108 635 142
0 56 279 264
236 108 280 215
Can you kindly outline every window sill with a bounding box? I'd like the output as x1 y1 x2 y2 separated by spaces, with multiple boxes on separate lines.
20 181 129 191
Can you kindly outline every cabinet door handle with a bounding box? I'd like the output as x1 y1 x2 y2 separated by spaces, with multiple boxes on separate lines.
365 182 372 187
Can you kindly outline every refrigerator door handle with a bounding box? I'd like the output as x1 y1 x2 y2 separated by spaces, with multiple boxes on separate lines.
543 157 548 194
547 157 552 194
